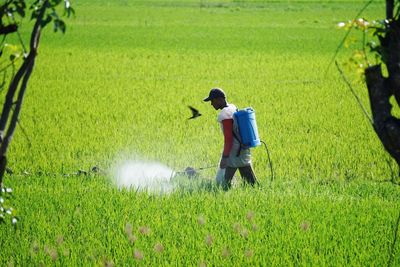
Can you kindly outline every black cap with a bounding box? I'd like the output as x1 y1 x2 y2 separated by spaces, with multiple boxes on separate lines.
203 88 226 102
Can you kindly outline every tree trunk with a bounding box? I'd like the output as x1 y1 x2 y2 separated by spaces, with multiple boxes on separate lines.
364 12 400 172
365 65 400 167
386 0 394 20
0 1 47 188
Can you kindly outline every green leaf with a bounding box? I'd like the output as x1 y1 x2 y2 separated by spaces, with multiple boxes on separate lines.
64 6 75 18
15 7 25 18
30 9 39 20
15 1 26 18
49 8 59 19
30 0 42 10
40 14 52 28
50 0 63 7
53 19 66 33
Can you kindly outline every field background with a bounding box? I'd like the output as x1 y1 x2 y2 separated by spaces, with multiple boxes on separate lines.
1 0 400 266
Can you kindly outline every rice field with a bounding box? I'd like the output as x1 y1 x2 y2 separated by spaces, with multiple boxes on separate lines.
0 0 399 266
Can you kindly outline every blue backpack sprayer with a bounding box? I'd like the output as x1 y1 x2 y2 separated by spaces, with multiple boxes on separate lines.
178 106 274 181
233 107 274 181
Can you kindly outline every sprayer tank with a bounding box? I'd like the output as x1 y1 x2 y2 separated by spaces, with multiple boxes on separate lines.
234 107 261 148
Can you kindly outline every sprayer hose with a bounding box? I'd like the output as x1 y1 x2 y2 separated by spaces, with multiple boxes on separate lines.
261 140 274 181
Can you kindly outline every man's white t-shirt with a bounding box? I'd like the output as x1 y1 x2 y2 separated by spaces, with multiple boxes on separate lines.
217 103 237 129
217 103 239 144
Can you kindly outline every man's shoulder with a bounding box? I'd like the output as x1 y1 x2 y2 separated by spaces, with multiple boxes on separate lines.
218 103 237 122
222 103 237 112
227 103 237 110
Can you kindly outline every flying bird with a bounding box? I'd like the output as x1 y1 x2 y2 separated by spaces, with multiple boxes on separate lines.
188 106 201 120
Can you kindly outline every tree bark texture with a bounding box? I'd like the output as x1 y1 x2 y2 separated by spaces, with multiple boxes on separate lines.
386 0 394 19
387 19 400 105
365 65 400 167
0 24 18 35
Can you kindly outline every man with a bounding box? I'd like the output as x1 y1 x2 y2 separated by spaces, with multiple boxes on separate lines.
203 87 258 189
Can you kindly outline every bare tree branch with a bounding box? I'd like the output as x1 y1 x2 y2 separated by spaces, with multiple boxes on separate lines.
335 60 373 124
0 24 18 35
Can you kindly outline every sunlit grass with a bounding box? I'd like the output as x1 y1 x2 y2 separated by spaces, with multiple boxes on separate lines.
0 0 399 265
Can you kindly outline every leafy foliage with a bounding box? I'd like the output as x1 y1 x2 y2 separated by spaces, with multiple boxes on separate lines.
337 0 400 81
0 0 26 25
30 0 74 33
0 0 74 97
337 18 390 80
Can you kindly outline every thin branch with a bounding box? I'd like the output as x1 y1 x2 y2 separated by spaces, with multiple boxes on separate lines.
335 60 373 124
8 13 27 53
362 30 369 65
15 117 31 147
16 31 26 55
325 0 375 75
0 57 21 74
0 33 7 47
10 106 31 147
0 71 5 91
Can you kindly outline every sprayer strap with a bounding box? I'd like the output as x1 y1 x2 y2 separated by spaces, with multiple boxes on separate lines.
232 131 242 157
233 108 243 157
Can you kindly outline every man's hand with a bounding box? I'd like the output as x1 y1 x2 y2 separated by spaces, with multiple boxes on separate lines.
220 156 228 169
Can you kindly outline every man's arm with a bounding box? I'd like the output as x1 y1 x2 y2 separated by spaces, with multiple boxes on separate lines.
221 119 234 167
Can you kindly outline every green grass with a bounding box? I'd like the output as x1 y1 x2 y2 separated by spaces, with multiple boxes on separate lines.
1 0 400 265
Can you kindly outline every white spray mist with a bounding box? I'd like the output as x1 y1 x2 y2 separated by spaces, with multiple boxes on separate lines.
113 160 175 193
